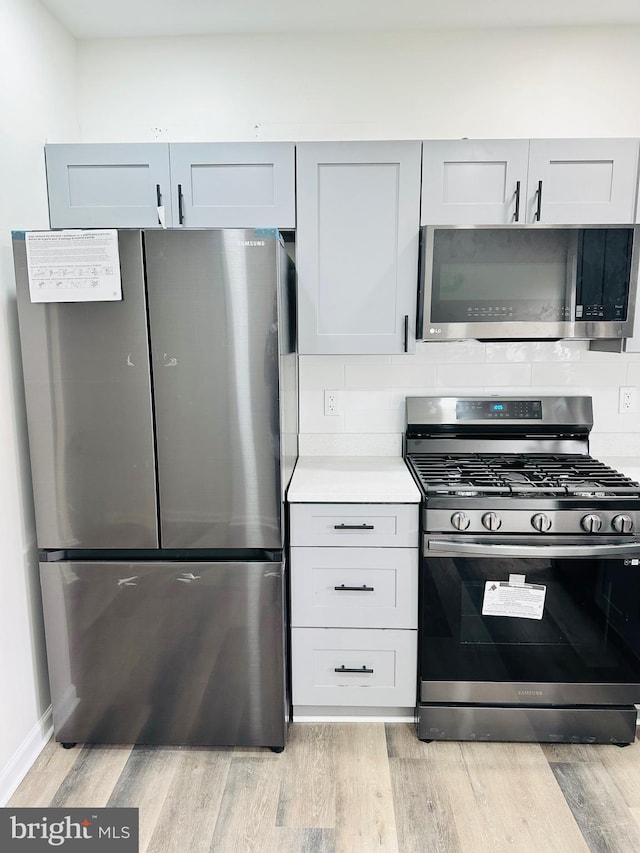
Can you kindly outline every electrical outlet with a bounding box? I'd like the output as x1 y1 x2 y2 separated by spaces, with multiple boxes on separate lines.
619 386 638 414
324 389 341 417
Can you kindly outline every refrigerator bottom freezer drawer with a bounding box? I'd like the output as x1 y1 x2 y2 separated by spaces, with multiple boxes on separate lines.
39 560 286 749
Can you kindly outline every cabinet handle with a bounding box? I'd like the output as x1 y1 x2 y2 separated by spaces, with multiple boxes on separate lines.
333 523 375 530
156 184 162 207
178 184 184 224
513 180 521 222
334 665 374 674
334 584 375 592
534 180 543 222
403 314 409 353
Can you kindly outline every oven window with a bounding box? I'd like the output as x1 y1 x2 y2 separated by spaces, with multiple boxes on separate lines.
421 556 640 684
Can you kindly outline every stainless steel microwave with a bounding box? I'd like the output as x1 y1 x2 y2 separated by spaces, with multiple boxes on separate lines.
419 225 640 341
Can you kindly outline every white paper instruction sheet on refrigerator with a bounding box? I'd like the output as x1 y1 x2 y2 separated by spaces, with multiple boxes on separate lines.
25 230 122 303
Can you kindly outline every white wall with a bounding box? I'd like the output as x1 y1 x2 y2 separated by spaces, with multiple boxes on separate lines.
76 28 640 142
296 343 640 461
75 26 640 462
0 0 77 805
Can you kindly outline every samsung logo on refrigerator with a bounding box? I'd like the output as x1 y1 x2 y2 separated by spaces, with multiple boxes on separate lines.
238 240 266 247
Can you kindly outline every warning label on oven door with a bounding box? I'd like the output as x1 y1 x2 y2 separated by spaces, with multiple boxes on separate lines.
482 580 547 620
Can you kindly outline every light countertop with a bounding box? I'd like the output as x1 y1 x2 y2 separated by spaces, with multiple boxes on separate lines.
287 455 640 504
287 456 421 503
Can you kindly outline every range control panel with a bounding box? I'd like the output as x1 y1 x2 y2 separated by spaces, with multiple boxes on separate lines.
455 400 543 420
425 508 638 536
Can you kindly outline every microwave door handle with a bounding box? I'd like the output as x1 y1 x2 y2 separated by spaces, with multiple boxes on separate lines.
567 231 579 322
427 539 640 558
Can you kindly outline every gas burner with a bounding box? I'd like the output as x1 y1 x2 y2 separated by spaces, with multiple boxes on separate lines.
408 453 640 499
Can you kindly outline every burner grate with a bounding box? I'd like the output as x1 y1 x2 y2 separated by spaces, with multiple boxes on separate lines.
407 453 640 497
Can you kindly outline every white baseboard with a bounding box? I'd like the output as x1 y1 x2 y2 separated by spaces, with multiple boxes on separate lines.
292 705 415 723
0 706 53 807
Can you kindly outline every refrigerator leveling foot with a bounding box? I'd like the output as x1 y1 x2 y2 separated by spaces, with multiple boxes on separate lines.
61 742 77 749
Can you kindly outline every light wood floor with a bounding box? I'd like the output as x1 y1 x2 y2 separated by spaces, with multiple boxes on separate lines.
10 724 640 852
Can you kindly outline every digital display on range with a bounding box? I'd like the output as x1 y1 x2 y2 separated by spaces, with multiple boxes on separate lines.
456 400 543 420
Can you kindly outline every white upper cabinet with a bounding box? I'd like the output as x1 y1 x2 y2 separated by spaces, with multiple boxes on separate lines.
421 140 529 225
168 142 295 228
296 141 421 354
46 143 173 229
527 138 639 224
422 138 639 225
46 142 296 229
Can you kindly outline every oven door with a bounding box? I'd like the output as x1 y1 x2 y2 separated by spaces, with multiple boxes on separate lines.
421 535 640 706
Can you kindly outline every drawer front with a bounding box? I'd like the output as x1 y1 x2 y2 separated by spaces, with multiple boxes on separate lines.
290 504 418 548
291 547 417 629
292 628 417 707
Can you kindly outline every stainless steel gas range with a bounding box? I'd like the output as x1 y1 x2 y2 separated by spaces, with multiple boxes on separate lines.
404 395 640 745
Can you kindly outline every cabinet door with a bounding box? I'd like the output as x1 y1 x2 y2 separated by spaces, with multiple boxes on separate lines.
421 140 529 225
527 139 639 224
169 142 295 227
296 141 420 354
46 143 172 228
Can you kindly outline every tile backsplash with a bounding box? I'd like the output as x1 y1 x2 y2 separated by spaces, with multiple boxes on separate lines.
298 340 640 459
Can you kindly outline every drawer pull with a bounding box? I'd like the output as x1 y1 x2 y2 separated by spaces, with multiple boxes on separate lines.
334 665 374 674
334 584 375 592
334 523 374 530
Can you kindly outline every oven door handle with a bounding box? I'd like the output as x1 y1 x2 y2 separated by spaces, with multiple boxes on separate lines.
426 539 640 558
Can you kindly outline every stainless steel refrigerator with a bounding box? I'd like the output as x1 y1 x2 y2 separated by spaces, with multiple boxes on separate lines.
12 229 298 750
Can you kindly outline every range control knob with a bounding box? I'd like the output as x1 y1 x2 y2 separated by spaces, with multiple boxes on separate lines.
531 513 552 533
581 514 603 533
451 512 470 531
482 512 502 531
612 514 634 534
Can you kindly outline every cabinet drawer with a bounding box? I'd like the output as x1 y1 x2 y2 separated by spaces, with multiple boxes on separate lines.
290 504 418 547
291 628 417 707
291 547 417 629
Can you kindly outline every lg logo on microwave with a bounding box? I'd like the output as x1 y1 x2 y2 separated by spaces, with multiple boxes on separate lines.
429 327 442 335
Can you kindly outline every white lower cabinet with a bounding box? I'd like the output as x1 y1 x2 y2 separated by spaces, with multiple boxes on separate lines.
290 503 419 715
291 546 417 629
290 503 418 548
291 628 417 706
